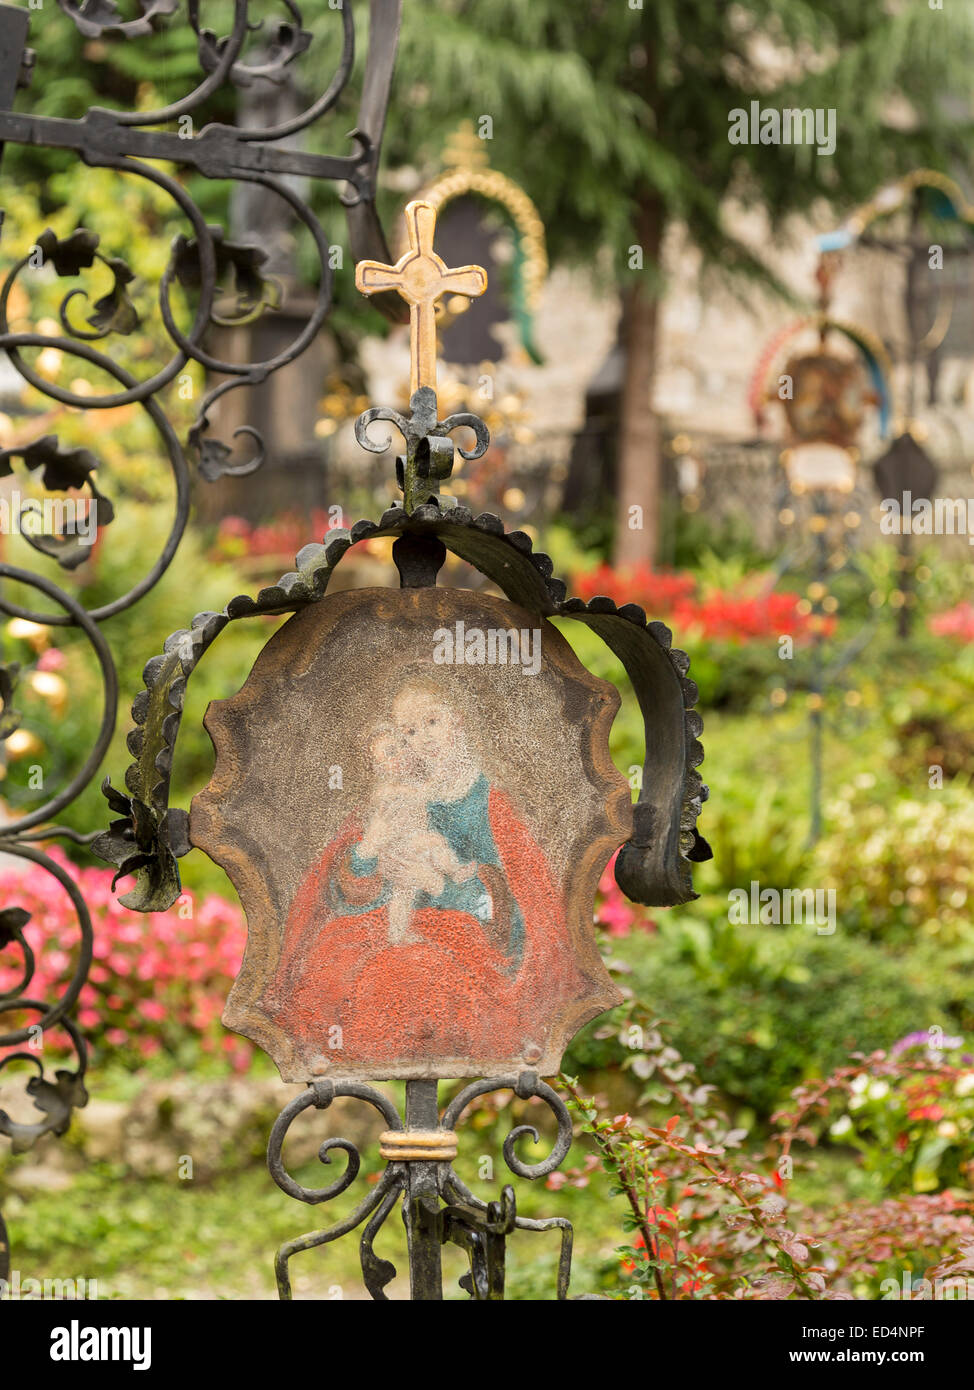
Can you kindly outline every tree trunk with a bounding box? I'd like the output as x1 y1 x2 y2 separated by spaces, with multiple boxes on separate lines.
613 195 663 569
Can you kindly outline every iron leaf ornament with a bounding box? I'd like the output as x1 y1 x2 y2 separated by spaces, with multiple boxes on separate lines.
57 0 180 40
35 226 99 276
172 227 282 327
0 435 113 569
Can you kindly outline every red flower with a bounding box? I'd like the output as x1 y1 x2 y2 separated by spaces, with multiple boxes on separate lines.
573 563 696 614
908 1104 945 1122
930 601 974 643
572 564 836 646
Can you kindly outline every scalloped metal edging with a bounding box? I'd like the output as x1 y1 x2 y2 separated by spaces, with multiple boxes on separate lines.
98 499 709 912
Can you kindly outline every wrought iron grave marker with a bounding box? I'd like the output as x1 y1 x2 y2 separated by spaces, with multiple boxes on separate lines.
0 0 710 1298
93 200 712 1298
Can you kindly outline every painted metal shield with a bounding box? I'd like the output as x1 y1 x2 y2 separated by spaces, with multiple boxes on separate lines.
190 585 632 1083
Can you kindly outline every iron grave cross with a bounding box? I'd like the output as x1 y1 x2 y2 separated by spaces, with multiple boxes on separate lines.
355 199 487 396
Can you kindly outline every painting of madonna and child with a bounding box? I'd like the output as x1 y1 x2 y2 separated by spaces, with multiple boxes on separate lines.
191 587 633 1083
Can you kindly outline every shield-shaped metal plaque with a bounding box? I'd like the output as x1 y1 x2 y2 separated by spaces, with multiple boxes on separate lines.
190 586 631 1083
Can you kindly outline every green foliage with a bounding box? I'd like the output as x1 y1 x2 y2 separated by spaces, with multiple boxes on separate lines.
380 0 974 284
679 642 778 711
667 502 776 574
694 805 813 898
818 782 974 948
574 920 963 1118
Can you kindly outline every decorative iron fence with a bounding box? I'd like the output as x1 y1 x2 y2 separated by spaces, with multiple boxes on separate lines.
0 0 404 1284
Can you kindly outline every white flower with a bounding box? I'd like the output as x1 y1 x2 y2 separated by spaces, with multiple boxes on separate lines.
830 1115 854 1137
868 1081 890 1101
955 1072 974 1098
851 1074 870 1094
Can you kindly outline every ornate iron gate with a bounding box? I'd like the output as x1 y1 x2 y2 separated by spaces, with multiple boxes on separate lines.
0 0 404 1284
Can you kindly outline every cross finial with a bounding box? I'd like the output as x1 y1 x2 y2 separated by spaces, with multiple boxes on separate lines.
355 199 487 398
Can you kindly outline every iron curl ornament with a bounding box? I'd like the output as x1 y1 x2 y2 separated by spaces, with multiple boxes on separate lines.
91 200 711 1298
267 1074 574 1301
0 0 405 1285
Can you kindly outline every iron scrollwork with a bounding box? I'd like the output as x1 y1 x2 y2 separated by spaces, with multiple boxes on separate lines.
0 0 404 1275
267 1073 575 1301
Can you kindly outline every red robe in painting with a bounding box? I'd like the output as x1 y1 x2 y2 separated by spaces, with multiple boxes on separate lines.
262 789 586 1066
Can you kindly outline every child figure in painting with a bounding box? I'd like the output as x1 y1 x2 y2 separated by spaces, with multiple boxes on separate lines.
360 722 477 945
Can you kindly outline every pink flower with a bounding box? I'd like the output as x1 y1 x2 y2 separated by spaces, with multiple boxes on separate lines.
0 844 250 1073
595 851 654 938
930 602 974 643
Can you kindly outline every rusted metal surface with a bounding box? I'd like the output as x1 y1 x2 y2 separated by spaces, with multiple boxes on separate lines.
189 585 629 1082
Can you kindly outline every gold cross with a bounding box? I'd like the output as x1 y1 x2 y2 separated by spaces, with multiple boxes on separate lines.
355 199 487 397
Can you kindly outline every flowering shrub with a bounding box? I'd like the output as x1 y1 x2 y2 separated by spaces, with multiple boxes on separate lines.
0 851 250 1072
572 562 834 644
930 601 974 643
559 1007 974 1299
824 1032 974 1194
817 785 974 945
561 1014 829 1300
680 589 833 644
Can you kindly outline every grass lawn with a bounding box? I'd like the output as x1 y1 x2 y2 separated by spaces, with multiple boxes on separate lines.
1 1127 633 1300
